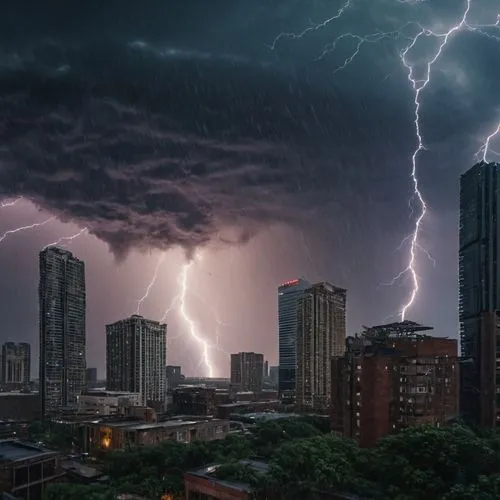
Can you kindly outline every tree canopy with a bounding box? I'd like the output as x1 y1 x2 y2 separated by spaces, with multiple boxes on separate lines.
43 419 500 500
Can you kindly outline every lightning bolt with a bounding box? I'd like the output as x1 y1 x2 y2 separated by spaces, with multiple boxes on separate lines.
159 251 227 376
1 197 22 208
271 0 500 320
136 254 165 314
0 216 56 245
269 0 352 50
476 122 500 162
177 254 214 377
42 227 88 250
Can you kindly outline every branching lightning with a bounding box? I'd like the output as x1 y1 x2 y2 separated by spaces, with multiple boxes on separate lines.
269 0 352 51
42 227 88 251
177 254 214 377
158 251 230 377
476 122 500 162
271 0 500 320
136 254 165 314
0 216 56 244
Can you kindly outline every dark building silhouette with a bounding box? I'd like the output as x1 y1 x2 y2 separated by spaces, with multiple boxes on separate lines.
85 368 97 388
459 161 500 427
230 352 264 393
1 342 30 390
166 365 182 392
331 321 459 447
172 386 216 416
39 247 86 418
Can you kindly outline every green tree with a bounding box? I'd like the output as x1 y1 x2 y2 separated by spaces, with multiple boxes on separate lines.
43 483 115 500
267 434 372 499
444 474 500 500
371 424 497 499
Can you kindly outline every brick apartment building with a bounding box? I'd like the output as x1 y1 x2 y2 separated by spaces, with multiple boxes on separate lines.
331 321 459 447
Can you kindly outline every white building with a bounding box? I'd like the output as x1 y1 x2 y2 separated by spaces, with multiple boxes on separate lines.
77 390 141 417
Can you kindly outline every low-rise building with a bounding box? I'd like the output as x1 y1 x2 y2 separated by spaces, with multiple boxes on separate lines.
172 387 216 416
83 418 230 456
0 393 40 422
0 440 64 500
77 390 142 417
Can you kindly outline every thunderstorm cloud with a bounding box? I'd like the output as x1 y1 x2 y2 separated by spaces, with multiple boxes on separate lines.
0 0 499 258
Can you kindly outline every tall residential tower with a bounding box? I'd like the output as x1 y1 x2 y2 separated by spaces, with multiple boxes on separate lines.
278 278 310 396
296 282 346 410
106 315 167 407
39 247 86 417
459 161 500 427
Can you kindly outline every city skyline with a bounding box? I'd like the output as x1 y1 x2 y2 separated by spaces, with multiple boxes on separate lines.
1 1 500 377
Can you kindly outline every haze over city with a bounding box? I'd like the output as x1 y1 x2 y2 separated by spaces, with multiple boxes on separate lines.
1 0 500 378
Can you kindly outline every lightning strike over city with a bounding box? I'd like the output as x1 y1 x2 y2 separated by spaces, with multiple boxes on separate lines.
0 216 56 245
271 0 500 321
176 253 215 378
2 2 500 462
42 227 89 251
135 254 165 314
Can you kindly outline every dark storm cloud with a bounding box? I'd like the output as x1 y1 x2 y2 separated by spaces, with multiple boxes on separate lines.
0 0 499 255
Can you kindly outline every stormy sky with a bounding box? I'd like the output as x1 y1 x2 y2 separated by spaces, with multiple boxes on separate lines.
0 0 499 378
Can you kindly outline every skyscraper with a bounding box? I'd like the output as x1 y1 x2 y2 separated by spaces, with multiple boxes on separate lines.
106 315 167 407
459 161 500 427
278 278 311 396
230 352 264 393
1 342 30 390
39 247 86 417
296 282 346 410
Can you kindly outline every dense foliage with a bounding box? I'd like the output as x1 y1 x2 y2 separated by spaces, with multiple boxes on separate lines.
43 418 500 500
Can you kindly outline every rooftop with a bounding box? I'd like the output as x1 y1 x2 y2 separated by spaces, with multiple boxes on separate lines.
0 440 55 462
187 460 269 493
61 460 102 479
87 418 221 431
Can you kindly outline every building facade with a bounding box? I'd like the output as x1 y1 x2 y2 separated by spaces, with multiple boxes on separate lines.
0 440 64 500
76 390 141 417
459 161 500 427
172 386 216 416
230 352 264 393
39 247 86 418
1 342 30 390
83 418 229 455
278 278 311 396
331 321 459 447
106 315 167 407
166 365 182 392
296 282 346 411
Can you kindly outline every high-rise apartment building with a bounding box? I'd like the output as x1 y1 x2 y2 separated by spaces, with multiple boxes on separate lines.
331 321 459 447
459 161 500 427
230 352 264 393
278 278 311 396
39 247 86 418
106 315 167 407
296 282 346 411
1 342 30 390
